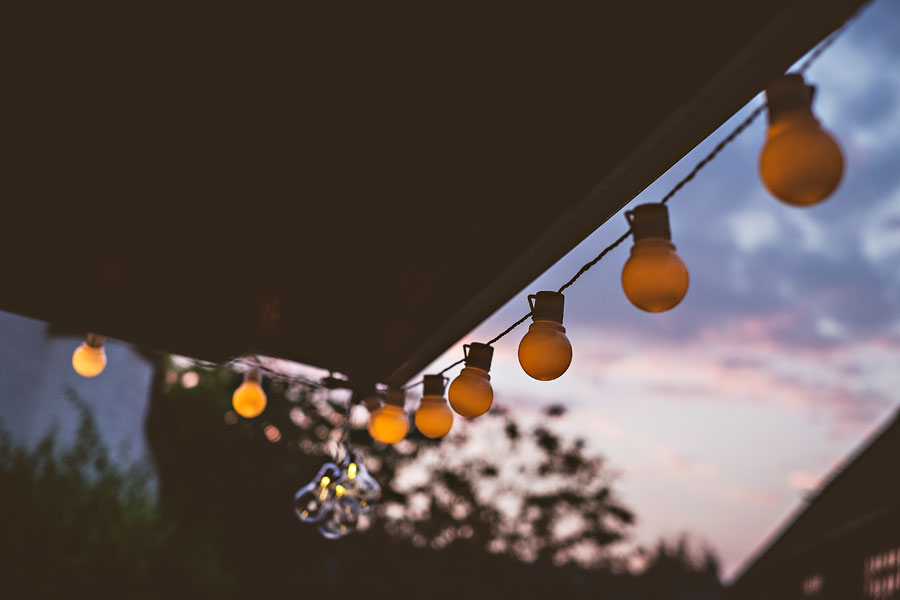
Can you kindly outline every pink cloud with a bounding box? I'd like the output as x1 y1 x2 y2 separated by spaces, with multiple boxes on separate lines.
665 456 720 479
569 326 895 439
726 486 779 507
787 470 822 492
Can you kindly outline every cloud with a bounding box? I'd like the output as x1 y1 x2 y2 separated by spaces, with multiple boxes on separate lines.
787 471 822 492
728 208 781 253
726 486 779 507
557 315 899 443
664 455 719 479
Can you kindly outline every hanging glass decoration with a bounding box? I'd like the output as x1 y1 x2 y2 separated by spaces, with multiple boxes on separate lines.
293 462 342 523
336 445 381 515
293 441 381 539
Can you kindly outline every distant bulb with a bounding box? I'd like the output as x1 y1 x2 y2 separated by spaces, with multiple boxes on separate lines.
518 291 572 381
415 375 453 438
232 369 267 418
294 462 341 523
760 74 843 207
367 389 409 444
621 204 689 312
448 343 493 418
72 333 107 378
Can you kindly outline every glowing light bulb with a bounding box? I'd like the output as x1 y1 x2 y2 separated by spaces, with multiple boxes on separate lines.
294 462 341 523
367 388 409 444
338 447 380 514
621 204 689 312
72 333 107 378
414 375 453 438
518 291 572 381
760 74 843 207
231 369 267 418
448 343 493 418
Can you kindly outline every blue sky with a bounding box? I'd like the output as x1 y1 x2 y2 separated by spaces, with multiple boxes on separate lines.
410 0 900 579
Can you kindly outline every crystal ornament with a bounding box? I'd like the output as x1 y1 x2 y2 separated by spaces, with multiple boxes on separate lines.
293 462 341 523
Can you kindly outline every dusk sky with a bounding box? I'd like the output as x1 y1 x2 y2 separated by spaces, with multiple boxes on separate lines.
411 0 900 580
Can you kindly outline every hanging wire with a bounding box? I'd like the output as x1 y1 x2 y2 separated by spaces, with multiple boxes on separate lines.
335 392 356 452
401 9 864 391
215 7 864 395
403 356 466 390
402 379 422 391
556 230 634 294
439 357 467 374
795 12 859 75
420 98 764 378
231 357 325 389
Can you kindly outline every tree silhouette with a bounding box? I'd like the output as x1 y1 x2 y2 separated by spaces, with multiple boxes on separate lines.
0 393 228 598
376 404 634 568
151 360 634 565
629 536 724 600
0 359 725 599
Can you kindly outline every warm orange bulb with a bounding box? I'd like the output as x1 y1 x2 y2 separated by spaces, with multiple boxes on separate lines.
72 341 107 378
517 291 572 381
448 343 494 418
621 238 689 312
518 321 572 381
759 74 844 207
232 371 267 418
415 396 453 438
368 404 409 444
448 367 492 418
760 113 843 207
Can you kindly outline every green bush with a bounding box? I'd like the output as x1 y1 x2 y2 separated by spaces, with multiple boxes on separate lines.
0 392 230 599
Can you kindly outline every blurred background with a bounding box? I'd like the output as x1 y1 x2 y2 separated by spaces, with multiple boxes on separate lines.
0 0 898 598
0 329 722 599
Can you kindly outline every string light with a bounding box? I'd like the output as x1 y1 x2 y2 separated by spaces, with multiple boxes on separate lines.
232 368 267 418
759 73 843 207
448 343 494 418
151 13 862 490
424 67 847 398
280 17 863 544
218 28 850 439
367 387 409 444
71 333 107 378
621 204 689 312
74 16 857 406
518 292 572 381
414 375 453 438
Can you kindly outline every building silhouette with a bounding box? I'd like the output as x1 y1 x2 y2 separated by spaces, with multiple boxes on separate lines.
731 410 900 599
